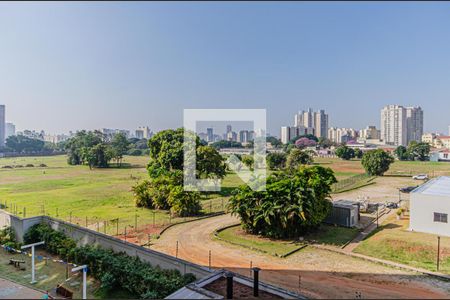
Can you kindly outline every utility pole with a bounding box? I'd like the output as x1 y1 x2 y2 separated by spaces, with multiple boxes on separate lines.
437 236 441 271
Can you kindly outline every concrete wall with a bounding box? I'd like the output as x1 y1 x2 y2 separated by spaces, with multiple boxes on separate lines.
0 209 212 279
410 193 450 237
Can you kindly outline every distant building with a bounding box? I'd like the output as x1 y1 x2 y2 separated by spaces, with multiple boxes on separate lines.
101 128 131 139
206 128 214 143
5 123 15 138
238 130 249 143
226 131 237 142
226 125 232 134
381 105 423 146
135 126 152 139
44 134 69 144
280 126 298 144
360 126 380 140
0 105 4 147
328 127 357 144
294 108 328 138
421 133 436 145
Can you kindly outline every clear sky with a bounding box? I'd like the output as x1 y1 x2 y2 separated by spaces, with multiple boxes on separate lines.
1 2 450 136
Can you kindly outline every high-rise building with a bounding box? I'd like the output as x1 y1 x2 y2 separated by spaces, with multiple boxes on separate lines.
206 128 214 142
314 109 329 139
381 105 423 146
0 105 5 147
5 123 15 138
226 125 232 134
238 130 249 143
280 126 300 144
406 106 423 144
135 126 152 139
294 108 328 138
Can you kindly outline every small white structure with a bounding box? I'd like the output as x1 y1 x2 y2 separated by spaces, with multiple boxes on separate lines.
410 176 450 237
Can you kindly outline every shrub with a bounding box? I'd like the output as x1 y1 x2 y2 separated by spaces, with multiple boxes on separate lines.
0 227 21 249
228 166 336 238
2 165 13 169
25 164 34 168
39 164 48 167
24 223 196 299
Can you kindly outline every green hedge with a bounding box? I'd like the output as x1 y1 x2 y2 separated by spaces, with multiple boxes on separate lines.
24 223 196 299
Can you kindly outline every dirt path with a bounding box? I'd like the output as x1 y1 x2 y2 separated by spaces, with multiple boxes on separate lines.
152 214 450 299
332 177 418 204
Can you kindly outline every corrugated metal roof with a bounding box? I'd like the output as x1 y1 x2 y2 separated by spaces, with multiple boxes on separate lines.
411 176 450 196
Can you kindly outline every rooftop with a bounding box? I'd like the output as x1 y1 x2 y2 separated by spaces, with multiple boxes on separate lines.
411 176 450 197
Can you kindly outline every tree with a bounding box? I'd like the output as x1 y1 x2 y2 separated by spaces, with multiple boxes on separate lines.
267 152 287 170
241 155 254 170
394 145 409 161
286 149 313 169
361 149 394 176
266 136 282 148
354 148 363 159
196 146 226 179
111 133 130 166
318 137 334 149
295 137 317 149
5 135 45 153
210 140 243 149
407 141 430 161
65 130 109 168
335 145 355 160
228 166 337 238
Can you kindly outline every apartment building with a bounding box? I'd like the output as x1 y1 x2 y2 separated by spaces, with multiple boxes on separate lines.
328 127 358 144
380 105 423 146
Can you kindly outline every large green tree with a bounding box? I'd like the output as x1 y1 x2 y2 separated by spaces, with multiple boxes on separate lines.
267 152 287 170
407 141 430 161
286 148 313 169
228 166 337 238
361 149 394 176
394 145 409 161
111 132 130 166
65 130 111 168
335 145 355 160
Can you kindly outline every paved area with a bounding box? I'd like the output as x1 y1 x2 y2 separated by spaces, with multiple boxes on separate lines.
0 278 44 299
152 214 450 299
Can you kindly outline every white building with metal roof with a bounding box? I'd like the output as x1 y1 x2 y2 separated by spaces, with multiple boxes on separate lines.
410 176 450 237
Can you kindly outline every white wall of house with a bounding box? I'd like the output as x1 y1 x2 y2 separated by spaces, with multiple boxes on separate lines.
410 193 450 237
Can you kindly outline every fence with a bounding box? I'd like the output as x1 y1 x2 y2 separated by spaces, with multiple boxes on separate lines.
0 208 213 279
332 173 373 193
0 197 229 246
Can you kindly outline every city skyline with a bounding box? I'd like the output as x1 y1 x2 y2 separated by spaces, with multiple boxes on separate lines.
2 3 450 135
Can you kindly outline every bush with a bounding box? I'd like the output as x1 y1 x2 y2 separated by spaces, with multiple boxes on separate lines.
24 223 196 299
0 227 21 249
25 164 34 168
14 165 23 168
228 166 336 238
39 164 48 167
2 165 13 169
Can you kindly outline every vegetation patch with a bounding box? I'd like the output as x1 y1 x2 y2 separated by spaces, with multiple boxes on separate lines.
215 225 305 257
24 223 196 299
354 216 450 273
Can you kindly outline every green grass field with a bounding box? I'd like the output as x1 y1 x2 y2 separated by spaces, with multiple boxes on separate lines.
354 215 450 273
0 155 244 237
216 224 359 257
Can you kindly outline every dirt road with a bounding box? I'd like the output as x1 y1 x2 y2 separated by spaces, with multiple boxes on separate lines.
333 176 418 204
152 214 450 299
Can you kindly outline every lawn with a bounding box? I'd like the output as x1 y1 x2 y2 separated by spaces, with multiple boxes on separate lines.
0 155 243 238
0 248 109 298
216 225 305 257
216 224 359 257
354 214 450 273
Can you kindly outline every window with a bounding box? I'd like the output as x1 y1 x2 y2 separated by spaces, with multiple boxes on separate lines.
444 154 448 159
434 213 448 223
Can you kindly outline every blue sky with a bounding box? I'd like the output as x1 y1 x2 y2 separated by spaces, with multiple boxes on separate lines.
1 2 450 136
